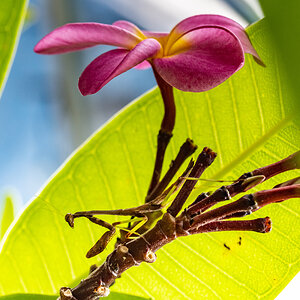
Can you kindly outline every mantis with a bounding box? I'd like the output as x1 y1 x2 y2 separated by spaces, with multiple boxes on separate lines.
65 139 196 258
64 137 300 263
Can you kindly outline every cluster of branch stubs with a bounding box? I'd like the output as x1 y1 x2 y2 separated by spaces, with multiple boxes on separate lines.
59 139 299 300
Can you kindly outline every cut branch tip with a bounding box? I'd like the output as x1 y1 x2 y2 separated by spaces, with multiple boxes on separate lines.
65 213 74 228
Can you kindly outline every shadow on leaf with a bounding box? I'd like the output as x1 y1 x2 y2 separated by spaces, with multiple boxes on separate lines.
0 292 150 300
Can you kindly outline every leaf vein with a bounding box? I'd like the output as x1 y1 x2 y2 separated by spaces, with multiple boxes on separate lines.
126 272 154 299
160 248 222 299
228 79 243 152
118 129 143 202
248 58 265 135
5 252 28 293
24 230 57 293
176 239 259 297
205 93 224 167
146 263 192 299
275 54 285 118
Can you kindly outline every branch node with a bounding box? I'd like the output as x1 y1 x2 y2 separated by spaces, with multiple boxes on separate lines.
60 287 76 300
117 245 129 254
159 213 176 239
263 217 272 233
144 249 157 263
65 214 74 228
241 175 265 191
95 285 110 297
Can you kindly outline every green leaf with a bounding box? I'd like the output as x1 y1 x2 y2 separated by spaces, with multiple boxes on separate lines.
0 295 56 300
0 292 148 300
0 195 15 240
0 0 28 99
259 0 300 124
0 19 299 299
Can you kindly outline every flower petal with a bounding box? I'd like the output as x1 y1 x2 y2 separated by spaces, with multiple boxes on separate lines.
113 21 169 48
34 23 142 54
113 20 146 39
134 60 151 70
143 31 169 47
166 14 262 64
79 38 162 95
153 26 244 92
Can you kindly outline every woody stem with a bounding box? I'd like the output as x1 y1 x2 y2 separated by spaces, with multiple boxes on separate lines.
188 217 272 235
188 184 300 231
186 150 300 216
167 147 217 217
146 138 197 202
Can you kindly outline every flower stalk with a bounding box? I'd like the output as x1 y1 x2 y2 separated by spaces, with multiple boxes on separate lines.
146 70 176 195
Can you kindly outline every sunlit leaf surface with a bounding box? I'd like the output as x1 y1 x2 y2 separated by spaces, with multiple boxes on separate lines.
0 19 299 299
0 0 28 99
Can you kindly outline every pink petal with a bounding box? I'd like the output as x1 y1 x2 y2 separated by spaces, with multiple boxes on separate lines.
134 60 151 70
143 31 169 46
34 23 142 54
143 31 168 39
166 14 263 64
79 38 161 95
112 20 168 40
132 31 169 69
153 26 244 92
113 20 146 39
113 21 169 50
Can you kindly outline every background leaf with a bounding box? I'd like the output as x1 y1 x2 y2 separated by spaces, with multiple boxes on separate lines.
0 19 299 299
0 195 15 240
259 0 300 124
0 292 148 300
0 0 28 99
0 295 56 300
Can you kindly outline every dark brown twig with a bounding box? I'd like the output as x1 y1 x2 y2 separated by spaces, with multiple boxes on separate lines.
186 150 300 217
167 147 217 217
188 184 300 231
188 217 271 235
146 138 197 202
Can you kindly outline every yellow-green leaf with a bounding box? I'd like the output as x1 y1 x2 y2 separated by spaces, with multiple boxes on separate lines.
0 19 299 299
0 195 15 240
0 0 28 99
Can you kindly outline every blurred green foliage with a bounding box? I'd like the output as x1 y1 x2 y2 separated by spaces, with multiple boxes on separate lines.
0 195 15 240
0 0 28 99
260 0 300 125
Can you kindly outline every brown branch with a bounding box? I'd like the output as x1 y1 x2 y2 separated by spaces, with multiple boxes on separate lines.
188 184 300 231
186 150 300 216
251 151 299 179
188 217 272 235
167 147 217 217
60 213 178 300
146 138 197 202
254 184 300 208
57 152 300 300
147 130 173 195
185 175 265 217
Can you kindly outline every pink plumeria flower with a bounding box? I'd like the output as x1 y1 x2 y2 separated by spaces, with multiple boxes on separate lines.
34 15 262 96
